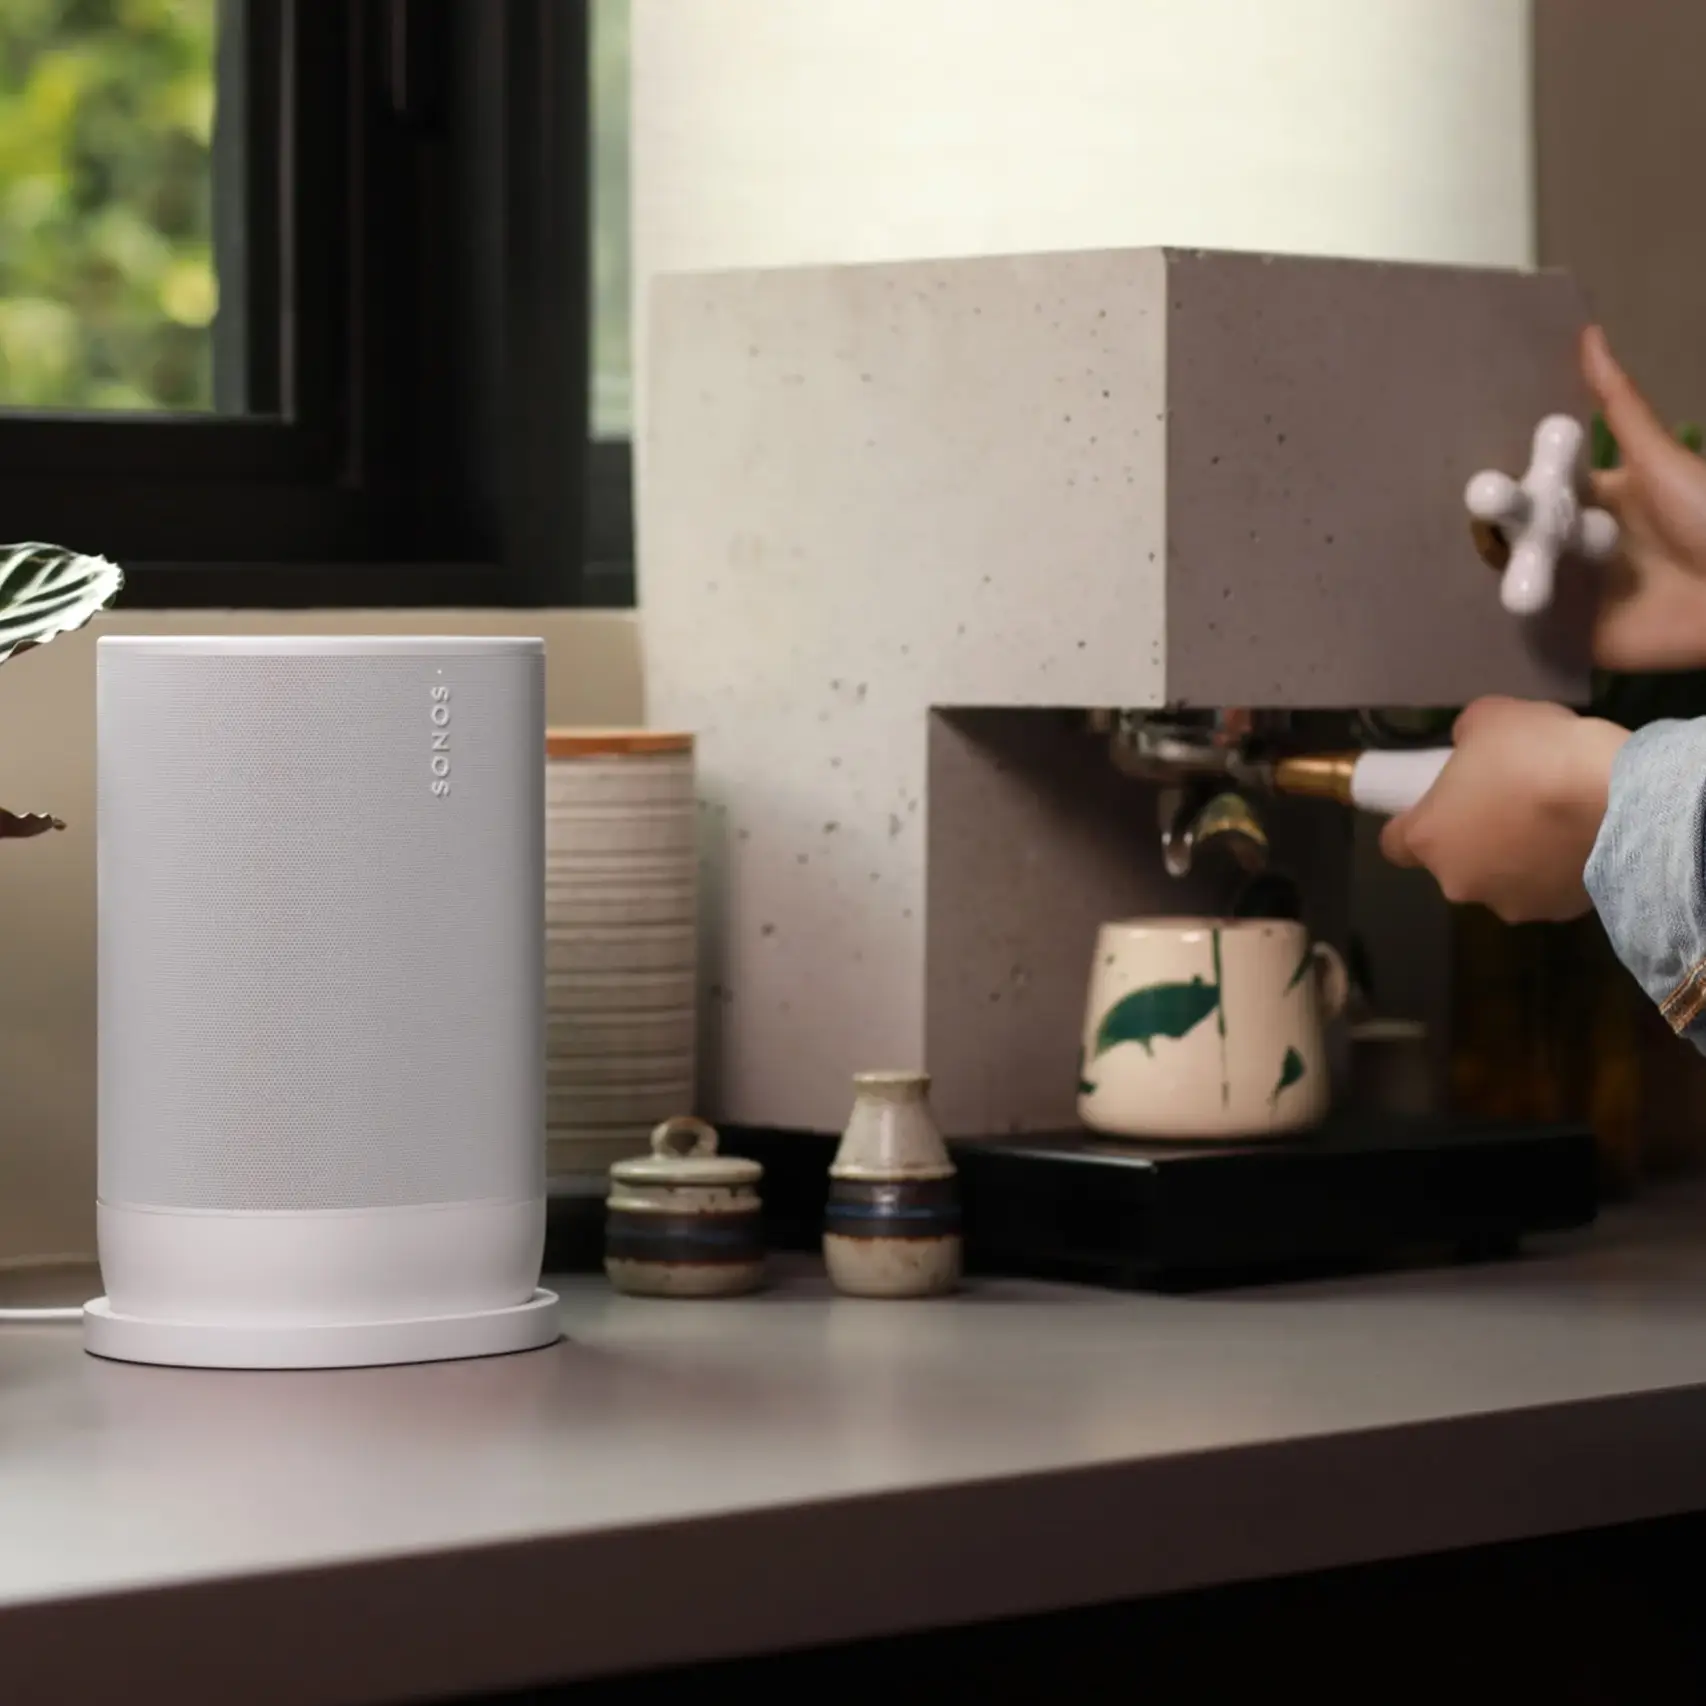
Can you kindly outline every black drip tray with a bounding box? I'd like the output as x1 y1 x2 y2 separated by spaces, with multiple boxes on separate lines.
712 1116 1599 1293
951 1117 1598 1291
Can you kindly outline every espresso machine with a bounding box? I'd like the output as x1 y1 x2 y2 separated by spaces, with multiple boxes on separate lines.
641 246 1605 1284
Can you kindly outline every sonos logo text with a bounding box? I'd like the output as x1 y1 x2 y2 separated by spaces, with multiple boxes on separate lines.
430 683 451 796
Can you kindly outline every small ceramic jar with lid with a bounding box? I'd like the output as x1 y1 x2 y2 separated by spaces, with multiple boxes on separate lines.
604 1116 765 1297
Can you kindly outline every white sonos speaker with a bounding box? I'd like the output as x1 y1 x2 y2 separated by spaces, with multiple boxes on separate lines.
86 636 560 1369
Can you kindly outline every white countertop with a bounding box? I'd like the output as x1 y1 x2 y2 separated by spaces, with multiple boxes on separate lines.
6 1187 1706 1704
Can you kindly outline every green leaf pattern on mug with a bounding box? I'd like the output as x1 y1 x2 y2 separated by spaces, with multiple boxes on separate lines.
1211 926 1229 1105
1270 1045 1306 1106
1076 1044 1096 1097
1093 975 1219 1059
1284 941 1314 993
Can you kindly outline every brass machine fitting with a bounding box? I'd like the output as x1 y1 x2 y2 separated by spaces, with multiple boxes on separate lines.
1268 752 1360 806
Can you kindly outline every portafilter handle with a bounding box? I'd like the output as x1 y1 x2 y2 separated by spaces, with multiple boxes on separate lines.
1272 749 1450 817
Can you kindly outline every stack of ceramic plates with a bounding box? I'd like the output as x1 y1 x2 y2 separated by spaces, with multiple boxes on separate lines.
544 729 697 1190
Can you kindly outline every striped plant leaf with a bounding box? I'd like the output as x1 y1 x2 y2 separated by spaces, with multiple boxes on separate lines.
0 542 123 668
0 810 65 840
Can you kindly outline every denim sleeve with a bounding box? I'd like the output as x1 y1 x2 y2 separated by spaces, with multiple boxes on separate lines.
1583 717 1706 1052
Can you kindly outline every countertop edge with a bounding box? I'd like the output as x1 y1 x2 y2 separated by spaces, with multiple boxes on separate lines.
8 1381 1706 1705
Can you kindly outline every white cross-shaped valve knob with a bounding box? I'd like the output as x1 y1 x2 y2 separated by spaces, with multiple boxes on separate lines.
1464 416 1620 616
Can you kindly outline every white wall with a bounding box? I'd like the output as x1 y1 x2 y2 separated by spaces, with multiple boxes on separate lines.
633 0 1535 418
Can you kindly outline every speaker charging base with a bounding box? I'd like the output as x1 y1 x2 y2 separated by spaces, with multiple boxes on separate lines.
86 1198 557 1369
82 1288 561 1370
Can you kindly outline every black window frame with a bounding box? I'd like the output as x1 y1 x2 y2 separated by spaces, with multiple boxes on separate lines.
0 0 632 610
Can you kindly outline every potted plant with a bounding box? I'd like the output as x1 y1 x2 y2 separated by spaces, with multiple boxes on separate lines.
0 543 123 840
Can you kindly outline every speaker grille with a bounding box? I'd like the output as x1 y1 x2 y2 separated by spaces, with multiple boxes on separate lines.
98 645 545 1212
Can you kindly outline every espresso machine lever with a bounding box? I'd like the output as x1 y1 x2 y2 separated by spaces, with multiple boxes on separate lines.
1253 408 1620 809
1264 411 1618 807
1465 414 1619 615
1268 408 1619 808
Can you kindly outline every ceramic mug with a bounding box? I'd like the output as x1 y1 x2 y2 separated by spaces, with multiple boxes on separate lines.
1077 917 1348 1140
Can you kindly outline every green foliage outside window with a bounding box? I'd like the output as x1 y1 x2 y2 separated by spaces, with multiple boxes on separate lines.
0 0 218 413
590 0 629 439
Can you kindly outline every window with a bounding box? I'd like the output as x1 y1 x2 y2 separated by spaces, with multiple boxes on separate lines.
0 0 632 609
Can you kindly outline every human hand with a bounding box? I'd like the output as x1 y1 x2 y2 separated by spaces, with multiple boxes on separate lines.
1379 696 1628 924
1583 325 1706 669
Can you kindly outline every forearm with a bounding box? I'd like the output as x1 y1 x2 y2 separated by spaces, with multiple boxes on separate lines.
1584 718 1706 1052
